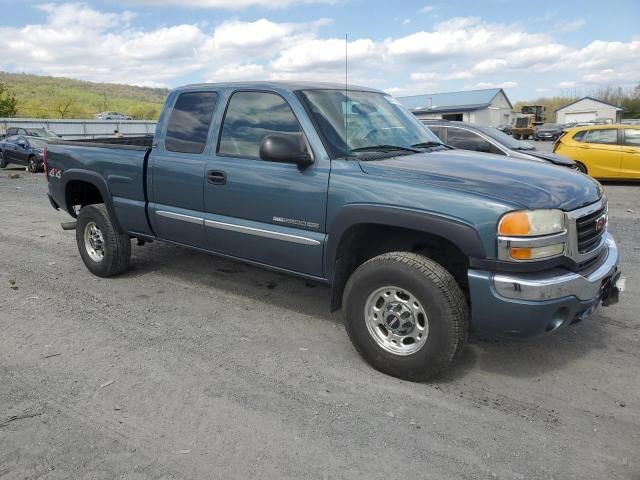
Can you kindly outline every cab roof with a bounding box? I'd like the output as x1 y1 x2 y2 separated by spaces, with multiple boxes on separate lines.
175 81 382 94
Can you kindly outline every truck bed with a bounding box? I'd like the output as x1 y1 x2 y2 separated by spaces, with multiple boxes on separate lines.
46 139 152 235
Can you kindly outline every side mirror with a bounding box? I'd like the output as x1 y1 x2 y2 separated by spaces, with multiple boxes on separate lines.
476 143 491 153
259 134 314 167
17 139 27 148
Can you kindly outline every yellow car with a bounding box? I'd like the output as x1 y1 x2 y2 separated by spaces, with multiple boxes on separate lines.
553 125 640 179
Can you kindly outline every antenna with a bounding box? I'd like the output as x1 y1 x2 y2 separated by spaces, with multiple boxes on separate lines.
344 33 348 156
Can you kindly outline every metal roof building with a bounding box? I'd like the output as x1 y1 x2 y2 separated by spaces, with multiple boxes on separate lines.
397 88 514 127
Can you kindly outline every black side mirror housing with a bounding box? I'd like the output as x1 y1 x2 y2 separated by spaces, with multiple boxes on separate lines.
476 143 491 153
17 140 27 148
259 134 314 167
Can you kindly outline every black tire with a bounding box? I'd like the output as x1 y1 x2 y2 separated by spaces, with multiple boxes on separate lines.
0 151 6 168
343 252 468 381
574 162 587 174
28 155 39 173
76 204 131 277
513 134 521 140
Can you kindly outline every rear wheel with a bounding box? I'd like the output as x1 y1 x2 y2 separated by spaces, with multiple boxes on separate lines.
343 252 468 381
28 155 39 173
513 134 521 140
76 204 131 277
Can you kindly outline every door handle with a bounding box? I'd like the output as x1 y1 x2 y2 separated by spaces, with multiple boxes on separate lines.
207 170 226 185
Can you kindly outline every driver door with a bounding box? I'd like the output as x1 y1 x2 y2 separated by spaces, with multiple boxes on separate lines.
203 90 328 277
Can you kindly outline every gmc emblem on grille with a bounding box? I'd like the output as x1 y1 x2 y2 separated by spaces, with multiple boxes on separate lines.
595 214 607 232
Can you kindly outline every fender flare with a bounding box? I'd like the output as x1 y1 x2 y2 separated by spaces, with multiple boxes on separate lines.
325 205 486 310
61 169 124 233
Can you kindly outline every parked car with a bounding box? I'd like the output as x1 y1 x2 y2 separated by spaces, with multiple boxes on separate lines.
95 112 132 120
45 81 622 381
496 124 512 135
534 123 565 141
6 127 61 139
0 135 46 172
424 120 577 169
553 125 640 179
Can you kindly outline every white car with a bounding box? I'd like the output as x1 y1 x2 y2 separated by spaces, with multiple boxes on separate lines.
95 112 132 120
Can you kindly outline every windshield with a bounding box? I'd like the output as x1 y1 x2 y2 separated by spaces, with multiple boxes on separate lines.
28 138 46 149
298 89 443 158
473 125 534 150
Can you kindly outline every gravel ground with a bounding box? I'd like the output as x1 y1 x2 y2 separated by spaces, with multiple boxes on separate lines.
1 167 639 480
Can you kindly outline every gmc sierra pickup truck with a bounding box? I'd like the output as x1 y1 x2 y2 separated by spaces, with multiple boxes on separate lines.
45 82 623 380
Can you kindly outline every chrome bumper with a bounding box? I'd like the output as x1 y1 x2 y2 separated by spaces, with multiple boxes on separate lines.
493 233 619 302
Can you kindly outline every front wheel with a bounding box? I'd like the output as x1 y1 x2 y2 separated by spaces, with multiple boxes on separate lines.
76 204 131 277
28 155 39 173
0 151 7 168
574 162 588 174
343 252 468 381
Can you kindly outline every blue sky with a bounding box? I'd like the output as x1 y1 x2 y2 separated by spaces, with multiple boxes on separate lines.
0 0 638 101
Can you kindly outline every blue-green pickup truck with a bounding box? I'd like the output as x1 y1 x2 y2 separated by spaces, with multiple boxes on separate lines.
44 82 622 380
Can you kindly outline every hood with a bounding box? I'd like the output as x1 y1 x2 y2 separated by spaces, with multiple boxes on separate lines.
359 150 601 211
512 149 575 166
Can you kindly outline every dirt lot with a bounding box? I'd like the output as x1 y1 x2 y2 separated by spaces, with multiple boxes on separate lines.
1 168 639 480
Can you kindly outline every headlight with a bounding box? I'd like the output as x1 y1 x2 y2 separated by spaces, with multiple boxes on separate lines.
497 209 566 261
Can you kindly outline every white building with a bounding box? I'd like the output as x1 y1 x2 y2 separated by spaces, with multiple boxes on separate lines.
555 97 624 124
397 88 514 127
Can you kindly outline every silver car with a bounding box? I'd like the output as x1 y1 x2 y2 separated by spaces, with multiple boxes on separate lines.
95 112 132 120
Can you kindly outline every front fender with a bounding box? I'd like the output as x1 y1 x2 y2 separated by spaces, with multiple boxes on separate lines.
324 204 485 280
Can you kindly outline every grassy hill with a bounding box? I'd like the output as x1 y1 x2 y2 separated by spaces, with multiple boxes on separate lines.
0 72 169 120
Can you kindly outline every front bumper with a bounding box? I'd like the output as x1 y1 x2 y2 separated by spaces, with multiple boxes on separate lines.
468 233 621 338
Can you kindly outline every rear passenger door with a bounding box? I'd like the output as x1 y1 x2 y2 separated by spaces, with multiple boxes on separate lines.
148 90 218 247
581 128 622 178
203 90 329 277
621 128 640 179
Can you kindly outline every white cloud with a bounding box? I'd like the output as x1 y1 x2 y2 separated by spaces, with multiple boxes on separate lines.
554 19 585 32
419 5 435 14
271 38 377 72
0 4 637 98
464 81 518 90
125 0 336 9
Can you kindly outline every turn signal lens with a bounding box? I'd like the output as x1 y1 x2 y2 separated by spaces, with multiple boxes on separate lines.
510 247 532 259
498 212 530 236
510 244 564 261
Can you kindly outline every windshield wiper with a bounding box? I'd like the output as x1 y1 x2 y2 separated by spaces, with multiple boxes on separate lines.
411 141 451 149
350 144 421 154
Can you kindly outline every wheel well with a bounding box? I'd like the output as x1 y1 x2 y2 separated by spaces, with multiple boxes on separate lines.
65 180 103 217
330 224 469 311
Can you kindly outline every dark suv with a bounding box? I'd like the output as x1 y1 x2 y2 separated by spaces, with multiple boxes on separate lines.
423 120 577 169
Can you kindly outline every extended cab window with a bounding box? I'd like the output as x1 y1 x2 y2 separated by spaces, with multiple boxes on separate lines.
446 128 503 155
165 91 218 154
584 129 618 145
218 91 302 159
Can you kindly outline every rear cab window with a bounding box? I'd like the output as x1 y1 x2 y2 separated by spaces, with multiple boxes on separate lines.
165 91 218 154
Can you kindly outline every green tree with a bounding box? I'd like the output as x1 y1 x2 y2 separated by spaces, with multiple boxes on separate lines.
0 81 18 117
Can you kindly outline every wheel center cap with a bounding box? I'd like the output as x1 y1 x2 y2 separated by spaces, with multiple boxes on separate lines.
384 303 414 334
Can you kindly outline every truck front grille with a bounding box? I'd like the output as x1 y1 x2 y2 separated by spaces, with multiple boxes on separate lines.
575 204 607 254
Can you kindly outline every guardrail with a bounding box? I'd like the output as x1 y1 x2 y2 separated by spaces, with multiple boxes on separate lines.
0 118 157 139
